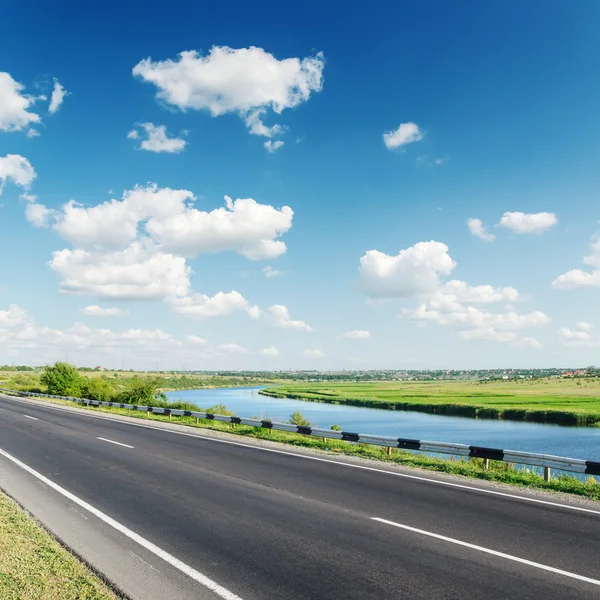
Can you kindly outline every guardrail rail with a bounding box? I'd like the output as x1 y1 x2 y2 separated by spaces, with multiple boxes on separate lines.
2 388 599 480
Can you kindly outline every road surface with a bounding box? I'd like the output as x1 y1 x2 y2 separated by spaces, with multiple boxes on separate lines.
1 393 599 599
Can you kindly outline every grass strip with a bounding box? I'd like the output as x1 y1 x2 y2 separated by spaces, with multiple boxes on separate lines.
0 490 122 600
17 395 600 502
259 386 600 426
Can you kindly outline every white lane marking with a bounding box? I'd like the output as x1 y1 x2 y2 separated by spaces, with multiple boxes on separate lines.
23 415 39 421
3 394 600 517
372 517 600 586
0 447 244 600
97 437 134 449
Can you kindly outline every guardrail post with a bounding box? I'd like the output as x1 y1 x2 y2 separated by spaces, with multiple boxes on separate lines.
386 446 392 456
483 458 490 470
147 409 150 419
544 467 551 482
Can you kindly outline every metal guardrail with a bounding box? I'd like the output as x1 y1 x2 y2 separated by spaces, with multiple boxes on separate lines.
2 389 599 478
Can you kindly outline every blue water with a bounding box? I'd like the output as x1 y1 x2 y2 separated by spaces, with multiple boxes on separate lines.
166 387 600 461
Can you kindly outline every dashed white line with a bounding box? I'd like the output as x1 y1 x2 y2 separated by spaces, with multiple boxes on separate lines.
23 415 39 421
372 517 600 586
97 437 134 449
0 447 244 600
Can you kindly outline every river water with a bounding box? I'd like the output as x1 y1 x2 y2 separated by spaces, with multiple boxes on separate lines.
166 387 600 461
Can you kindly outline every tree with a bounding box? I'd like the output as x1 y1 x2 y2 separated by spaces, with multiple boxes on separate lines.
40 362 85 396
289 410 311 427
83 377 114 402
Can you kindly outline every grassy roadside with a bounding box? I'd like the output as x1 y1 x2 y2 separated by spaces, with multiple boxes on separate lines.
13 394 600 502
260 380 600 426
0 490 122 600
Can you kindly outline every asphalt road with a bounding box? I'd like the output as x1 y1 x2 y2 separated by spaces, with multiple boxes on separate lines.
1 394 600 600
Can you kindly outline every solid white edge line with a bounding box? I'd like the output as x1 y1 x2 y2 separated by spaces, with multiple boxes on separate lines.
2 394 600 517
97 436 134 449
23 415 39 421
0 447 244 600
371 517 600 586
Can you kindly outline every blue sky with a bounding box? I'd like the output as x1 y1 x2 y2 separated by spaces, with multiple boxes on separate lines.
1 1 600 370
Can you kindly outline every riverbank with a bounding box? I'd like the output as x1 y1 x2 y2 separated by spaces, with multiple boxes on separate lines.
8 394 600 501
259 379 600 426
0 490 121 599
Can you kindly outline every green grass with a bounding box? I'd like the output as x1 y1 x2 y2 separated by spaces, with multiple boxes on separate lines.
260 378 600 426
16 394 600 502
0 491 121 600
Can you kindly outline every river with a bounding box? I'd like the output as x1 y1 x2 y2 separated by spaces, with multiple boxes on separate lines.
166 387 600 461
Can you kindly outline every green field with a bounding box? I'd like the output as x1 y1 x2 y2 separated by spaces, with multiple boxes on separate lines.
260 378 600 426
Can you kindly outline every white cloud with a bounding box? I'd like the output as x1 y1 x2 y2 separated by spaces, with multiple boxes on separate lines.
359 241 456 298
0 304 30 329
48 241 191 300
44 185 293 260
0 154 36 193
264 140 284 153
361 240 547 346
343 330 371 339
186 335 209 345
169 291 249 319
0 72 41 132
48 79 68 114
79 305 128 317
262 265 281 278
25 202 55 228
260 346 280 357
558 323 599 347
26 128 40 138
217 343 248 354
303 349 325 358
497 212 558 235
467 218 496 242
383 122 424 150
128 122 186 153
133 46 324 138
266 304 313 332
553 239 600 289
246 304 262 320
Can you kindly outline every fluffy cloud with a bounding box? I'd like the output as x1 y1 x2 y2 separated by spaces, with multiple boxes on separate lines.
264 140 284 153
383 122 424 150
497 212 558 234
467 218 496 242
0 72 41 132
0 304 30 329
128 122 186 153
217 342 248 354
186 335 209 345
262 265 281 278
558 322 598 347
48 79 68 114
169 291 250 319
25 201 55 227
552 239 600 289
361 240 547 346
343 330 371 339
260 346 280 357
0 154 36 193
44 185 293 259
359 241 456 298
79 306 128 317
48 242 191 300
303 349 325 358
266 304 313 331
133 46 324 140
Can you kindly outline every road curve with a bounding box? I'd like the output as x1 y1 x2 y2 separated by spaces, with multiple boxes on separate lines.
1 393 599 600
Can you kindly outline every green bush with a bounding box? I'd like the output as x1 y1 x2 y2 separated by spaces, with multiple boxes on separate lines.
330 424 342 431
83 377 114 402
289 410 311 427
115 377 167 406
40 362 85 396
